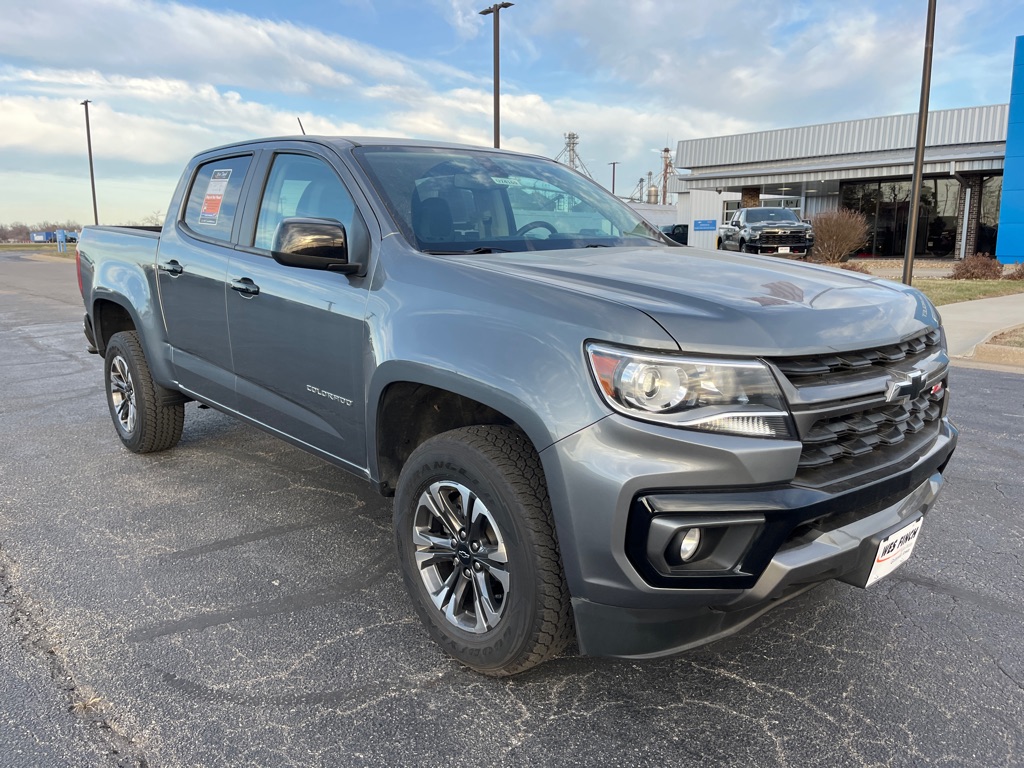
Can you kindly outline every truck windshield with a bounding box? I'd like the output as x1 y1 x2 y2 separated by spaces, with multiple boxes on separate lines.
353 146 664 254
746 208 801 224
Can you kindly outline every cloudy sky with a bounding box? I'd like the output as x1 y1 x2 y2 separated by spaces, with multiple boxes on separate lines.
1 0 1021 225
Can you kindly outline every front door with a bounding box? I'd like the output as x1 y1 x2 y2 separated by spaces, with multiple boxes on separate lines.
226 151 371 469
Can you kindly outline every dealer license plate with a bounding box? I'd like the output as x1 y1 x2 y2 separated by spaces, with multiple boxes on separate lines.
778 246 791 254
866 518 923 587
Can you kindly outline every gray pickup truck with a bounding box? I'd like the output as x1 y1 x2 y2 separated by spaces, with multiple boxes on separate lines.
77 136 956 676
719 207 814 257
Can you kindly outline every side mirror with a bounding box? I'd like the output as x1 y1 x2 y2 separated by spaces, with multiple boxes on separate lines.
271 217 360 274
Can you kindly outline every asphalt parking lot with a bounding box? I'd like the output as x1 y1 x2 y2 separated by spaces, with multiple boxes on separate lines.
1 248 1022 767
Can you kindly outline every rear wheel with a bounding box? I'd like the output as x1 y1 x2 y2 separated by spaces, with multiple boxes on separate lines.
393 425 572 676
104 331 184 453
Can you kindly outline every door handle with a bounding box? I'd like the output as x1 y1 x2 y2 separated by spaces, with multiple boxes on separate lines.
159 260 183 276
231 277 260 297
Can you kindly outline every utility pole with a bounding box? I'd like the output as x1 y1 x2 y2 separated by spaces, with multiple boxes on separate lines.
661 147 672 206
903 0 936 286
81 100 99 225
479 2 513 148
608 161 619 196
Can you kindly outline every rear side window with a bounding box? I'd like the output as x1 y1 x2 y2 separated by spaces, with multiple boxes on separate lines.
182 155 252 242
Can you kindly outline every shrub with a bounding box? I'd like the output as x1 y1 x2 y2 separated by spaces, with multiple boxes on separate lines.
1003 260 1024 281
951 253 1003 280
809 209 869 263
839 261 872 274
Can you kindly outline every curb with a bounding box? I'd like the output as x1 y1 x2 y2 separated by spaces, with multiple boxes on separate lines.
970 324 1024 368
954 323 1024 372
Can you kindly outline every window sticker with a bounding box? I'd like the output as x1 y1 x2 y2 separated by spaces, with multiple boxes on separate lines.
491 177 521 186
198 169 232 225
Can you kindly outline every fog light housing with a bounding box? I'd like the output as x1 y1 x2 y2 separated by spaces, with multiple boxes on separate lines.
679 528 701 561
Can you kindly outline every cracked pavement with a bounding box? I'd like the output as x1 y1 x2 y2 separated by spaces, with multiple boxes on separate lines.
0 248 1022 766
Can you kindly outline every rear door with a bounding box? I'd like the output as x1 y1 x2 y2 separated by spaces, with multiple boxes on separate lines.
156 152 255 407
225 145 373 470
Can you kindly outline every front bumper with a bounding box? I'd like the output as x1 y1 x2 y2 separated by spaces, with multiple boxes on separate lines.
540 414 956 659
750 242 811 256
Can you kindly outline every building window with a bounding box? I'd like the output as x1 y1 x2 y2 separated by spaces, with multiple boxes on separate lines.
978 175 1001 256
839 177 960 258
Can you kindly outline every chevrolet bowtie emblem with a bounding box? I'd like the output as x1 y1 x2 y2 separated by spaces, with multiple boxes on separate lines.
886 369 927 403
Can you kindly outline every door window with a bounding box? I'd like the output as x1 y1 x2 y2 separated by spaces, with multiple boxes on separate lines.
254 154 358 252
183 155 252 242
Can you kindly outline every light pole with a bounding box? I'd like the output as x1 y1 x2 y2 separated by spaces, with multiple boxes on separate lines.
81 100 99 225
608 161 619 196
902 0 936 286
479 2 513 148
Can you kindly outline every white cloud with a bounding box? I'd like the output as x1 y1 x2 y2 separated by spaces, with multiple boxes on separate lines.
433 0 486 41
0 0 1018 225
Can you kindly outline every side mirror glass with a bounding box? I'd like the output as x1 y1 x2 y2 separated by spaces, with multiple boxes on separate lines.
271 217 360 274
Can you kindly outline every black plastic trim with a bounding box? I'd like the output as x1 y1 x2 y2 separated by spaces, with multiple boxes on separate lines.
624 419 957 590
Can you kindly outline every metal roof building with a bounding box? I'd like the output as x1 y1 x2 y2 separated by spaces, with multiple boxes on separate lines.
674 105 1008 260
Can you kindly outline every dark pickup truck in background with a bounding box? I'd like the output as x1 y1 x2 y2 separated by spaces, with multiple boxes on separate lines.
719 206 814 257
77 136 955 676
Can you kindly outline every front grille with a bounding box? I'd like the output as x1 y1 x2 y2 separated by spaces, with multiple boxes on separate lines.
760 232 810 247
775 329 942 382
769 328 947 489
794 387 945 486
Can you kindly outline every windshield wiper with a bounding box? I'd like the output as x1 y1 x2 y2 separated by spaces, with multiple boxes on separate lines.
422 246 511 255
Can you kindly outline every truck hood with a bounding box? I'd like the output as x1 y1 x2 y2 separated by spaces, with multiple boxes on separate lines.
456 247 939 357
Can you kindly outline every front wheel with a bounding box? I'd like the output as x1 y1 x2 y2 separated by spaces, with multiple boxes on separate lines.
104 331 184 453
393 425 572 676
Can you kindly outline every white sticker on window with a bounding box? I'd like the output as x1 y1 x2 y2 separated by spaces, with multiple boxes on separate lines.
198 169 232 225
491 177 521 186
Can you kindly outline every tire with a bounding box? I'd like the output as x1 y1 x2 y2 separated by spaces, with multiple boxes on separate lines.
104 331 184 453
739 240 750 253
716 238 723 250
393 425 572 676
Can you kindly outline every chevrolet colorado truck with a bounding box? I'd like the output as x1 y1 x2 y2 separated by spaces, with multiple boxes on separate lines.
77 137 956 676
719 206 814 257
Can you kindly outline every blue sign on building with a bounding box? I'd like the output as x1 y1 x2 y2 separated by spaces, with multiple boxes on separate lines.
692 219 717 232
996 35 1024 264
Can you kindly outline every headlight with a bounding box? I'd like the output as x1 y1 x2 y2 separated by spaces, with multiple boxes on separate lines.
806 230 815 240
748 229 760 240
586 343 794 439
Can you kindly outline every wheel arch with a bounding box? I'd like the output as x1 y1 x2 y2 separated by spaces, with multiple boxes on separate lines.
92 296 185 404
92 296 140 355
370 362 558 497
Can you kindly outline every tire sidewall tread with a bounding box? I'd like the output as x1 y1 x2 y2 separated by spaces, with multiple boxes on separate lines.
103 330 184 454
394 425 572 676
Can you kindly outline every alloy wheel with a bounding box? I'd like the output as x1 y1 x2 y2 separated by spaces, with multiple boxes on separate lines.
412 480 510 634
109 354 137 434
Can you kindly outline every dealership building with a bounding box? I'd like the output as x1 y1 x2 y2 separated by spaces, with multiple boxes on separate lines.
673 36 1024 264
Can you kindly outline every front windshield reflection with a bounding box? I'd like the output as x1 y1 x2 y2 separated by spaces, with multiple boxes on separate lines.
353 146 665 254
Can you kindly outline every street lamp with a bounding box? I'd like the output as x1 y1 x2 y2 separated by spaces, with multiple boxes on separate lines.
902 0 936 286
479 2 513 149
81 100 99 225
608 161 619 196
